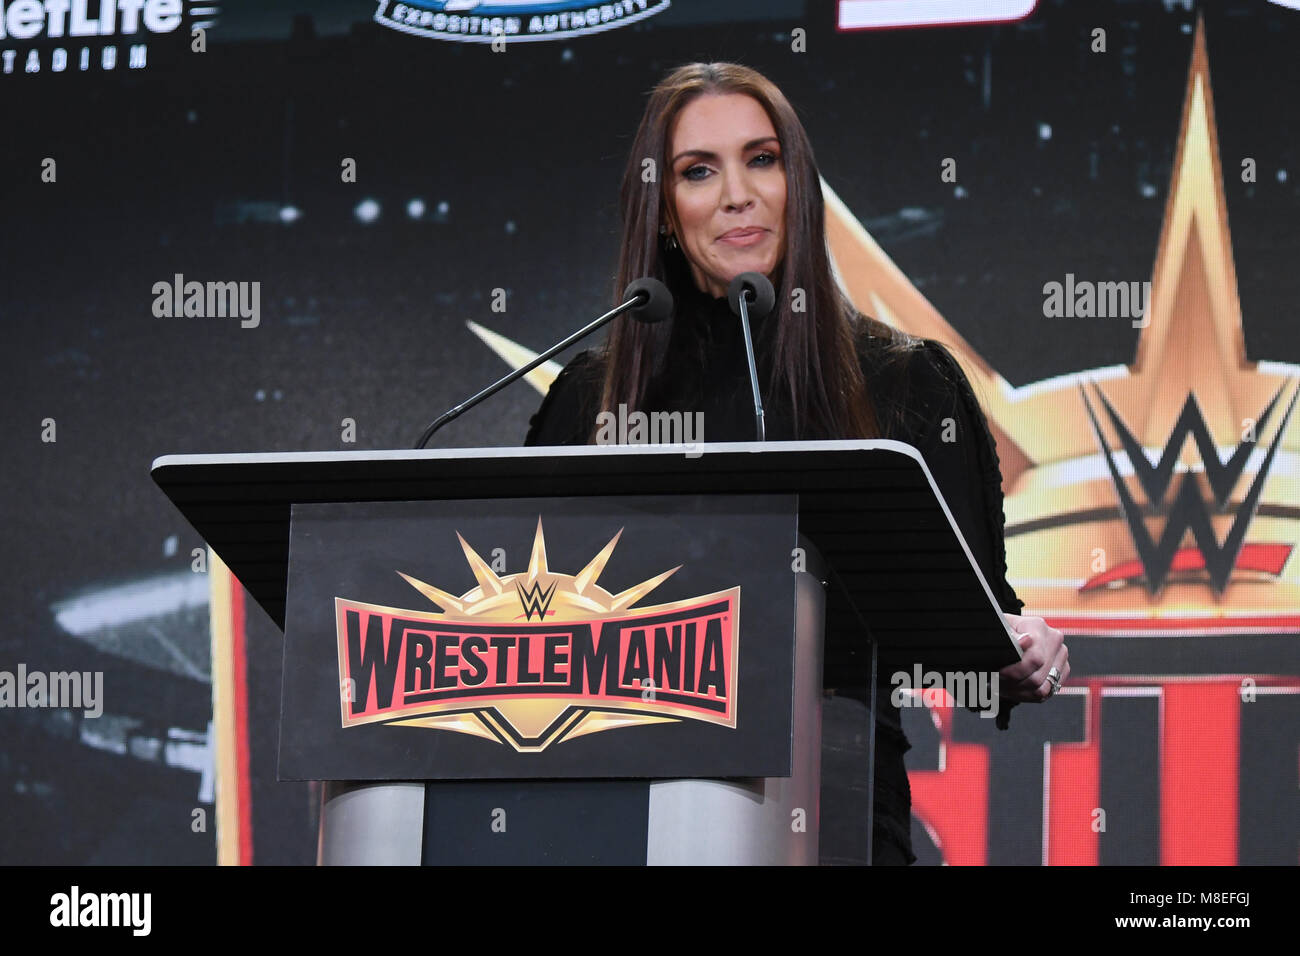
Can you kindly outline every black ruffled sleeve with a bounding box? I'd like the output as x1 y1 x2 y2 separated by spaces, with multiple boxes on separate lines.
523 349 605 447
890 339 1024 729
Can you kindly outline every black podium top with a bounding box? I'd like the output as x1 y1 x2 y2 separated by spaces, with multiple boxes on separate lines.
151 439 1020 677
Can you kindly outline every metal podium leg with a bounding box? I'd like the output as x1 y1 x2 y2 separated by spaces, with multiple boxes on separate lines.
645 546 827 865
317 781 425 865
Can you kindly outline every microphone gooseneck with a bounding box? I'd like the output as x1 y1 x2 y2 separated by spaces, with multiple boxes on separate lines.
726 271 775 442
413 277 672 449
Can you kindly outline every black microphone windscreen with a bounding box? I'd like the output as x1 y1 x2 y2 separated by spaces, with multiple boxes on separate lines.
624 277 674 324
727 271 776 320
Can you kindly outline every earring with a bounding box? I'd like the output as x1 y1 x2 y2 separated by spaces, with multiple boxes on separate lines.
667 233 678 251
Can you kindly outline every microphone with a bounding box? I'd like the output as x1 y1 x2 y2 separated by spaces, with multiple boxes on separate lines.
413 278 672 449
726 271 776 441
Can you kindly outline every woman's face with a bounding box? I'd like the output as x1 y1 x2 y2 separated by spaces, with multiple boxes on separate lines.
665 93 786 298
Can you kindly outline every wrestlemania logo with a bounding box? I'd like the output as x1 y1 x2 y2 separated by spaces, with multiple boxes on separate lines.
373 0 671 44
335 519 739 751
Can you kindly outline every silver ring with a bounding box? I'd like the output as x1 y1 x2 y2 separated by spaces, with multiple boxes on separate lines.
1047 666 1063 696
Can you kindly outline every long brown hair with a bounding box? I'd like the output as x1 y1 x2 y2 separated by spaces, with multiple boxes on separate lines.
596 62 878 440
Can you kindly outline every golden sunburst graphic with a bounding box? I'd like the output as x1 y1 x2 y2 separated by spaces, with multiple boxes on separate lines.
471 14 1300 634
398 519 679 623
820 15 1299 631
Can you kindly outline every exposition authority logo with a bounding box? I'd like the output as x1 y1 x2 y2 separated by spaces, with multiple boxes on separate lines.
373 0 671 44
334 519 739 751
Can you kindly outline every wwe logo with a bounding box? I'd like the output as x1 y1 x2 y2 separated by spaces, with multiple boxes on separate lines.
516 579 557 621
1080 380 1299 594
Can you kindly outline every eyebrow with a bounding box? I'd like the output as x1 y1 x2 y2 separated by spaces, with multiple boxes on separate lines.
670 136 780 166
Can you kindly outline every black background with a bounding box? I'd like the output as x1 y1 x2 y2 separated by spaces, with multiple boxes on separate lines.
3 0 1297 863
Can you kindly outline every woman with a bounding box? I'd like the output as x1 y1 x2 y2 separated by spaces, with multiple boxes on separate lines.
524 62 1069 865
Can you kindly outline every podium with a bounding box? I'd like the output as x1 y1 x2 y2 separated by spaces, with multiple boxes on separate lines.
152 439 1020 865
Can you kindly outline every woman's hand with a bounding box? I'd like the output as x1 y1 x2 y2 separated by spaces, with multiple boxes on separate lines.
999 613 1069 703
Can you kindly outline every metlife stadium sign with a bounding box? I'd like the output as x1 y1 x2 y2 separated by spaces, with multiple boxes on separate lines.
0 0 212 76
374 0 671 44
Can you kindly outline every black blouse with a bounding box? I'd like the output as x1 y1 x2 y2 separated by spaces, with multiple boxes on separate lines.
523 280 1024 736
